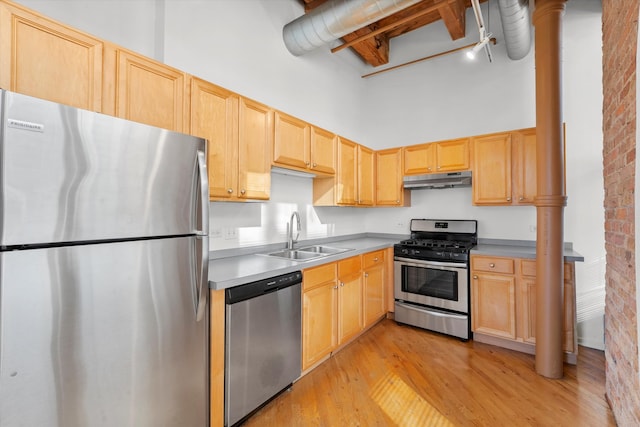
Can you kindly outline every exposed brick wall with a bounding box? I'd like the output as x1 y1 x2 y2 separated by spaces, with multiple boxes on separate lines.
602 0 640 424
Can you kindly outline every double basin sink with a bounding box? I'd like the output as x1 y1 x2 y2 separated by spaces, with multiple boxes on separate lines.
263 245 353 262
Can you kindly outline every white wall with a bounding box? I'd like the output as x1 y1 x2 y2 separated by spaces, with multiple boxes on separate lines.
14 0 605 348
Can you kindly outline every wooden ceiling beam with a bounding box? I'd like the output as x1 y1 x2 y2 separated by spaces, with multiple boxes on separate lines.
331 0 446 54
438 0 466 40
341 27 390 66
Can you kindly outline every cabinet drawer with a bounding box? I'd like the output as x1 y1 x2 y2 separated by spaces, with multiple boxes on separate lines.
520 259 574 281
521 259 536 277
472 256 514 274
303 262 336 291
363 250 385 269
338 256 362 277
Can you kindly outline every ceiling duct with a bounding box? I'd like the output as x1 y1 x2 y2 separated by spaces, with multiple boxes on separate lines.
496 0 532 60
283 0 423 56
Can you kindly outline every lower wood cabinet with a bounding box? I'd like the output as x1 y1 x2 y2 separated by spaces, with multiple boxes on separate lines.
302 250 389 372
470 255 577 361
363 250 386 326
302 262 338 371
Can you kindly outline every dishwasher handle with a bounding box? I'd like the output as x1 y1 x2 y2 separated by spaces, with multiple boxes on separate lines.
225 271 302 305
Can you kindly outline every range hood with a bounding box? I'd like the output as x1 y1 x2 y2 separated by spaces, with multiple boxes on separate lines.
403 171 472 189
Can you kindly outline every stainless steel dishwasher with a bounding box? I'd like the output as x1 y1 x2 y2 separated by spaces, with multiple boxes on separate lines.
224 271 302 427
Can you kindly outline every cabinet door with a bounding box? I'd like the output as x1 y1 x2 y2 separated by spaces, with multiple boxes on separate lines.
338 273 363 344
472 133 512 205
190 78 238 200
336 137 357 205
303 281 337 370
0 1 103 111
357 145 375 206
403 143 435 175
273 111 310 170
513 128 537 205
310 126 336 175
436 138 470 172
238 98 272 200
363 263 385 326
471 273 517 339
115 49 186 132
519 261 576 352
376 148 405 206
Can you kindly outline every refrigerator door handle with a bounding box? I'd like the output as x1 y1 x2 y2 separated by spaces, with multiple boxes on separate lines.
195 234 209 322
195 149 209 322
195 149 209 236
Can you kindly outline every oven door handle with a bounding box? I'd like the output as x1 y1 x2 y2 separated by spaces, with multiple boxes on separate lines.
394 257 468 270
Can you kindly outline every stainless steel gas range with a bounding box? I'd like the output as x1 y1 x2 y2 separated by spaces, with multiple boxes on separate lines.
394 219 477 340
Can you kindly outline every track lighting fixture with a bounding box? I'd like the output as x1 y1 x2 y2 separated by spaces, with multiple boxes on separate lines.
466 36 491 59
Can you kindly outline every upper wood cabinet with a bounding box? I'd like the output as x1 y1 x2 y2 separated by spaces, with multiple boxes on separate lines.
310 126 337 175
273 111 336 176
336 137 358 205
105 46 187 132
472 132 513 205
313 137 356 206
472 129 539 206
273 111 310 170
190 78 238 200
511 128 537 205
0 0 104 111
376 148 410 207
237 97 273 200
357 145 375 206
403 138 470 175
190 78 271 201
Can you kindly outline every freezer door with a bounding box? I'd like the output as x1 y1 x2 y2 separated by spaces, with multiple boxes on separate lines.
0 90 208 247
0 237 208 427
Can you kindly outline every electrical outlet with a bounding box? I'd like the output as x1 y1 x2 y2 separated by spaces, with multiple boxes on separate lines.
210 228 222 238
223 227 237 240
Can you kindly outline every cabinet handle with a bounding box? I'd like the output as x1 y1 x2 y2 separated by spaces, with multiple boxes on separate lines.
427 167 432 171
437 166 441 170
340 282 345 287
396 200 400 204
227 188 233 194
305 161 310 166
364 273 369 278
473 275 478 279
507 197 512 201
519 196 524 201
313 163 317 167
489 263 495 268
240 189 246 195
333 285 338 289
374 257 379 262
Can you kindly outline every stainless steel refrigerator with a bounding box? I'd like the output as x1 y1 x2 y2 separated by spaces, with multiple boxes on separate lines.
0 90 210 426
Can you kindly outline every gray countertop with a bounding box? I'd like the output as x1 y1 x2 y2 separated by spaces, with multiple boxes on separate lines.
472 238 584 262
208 234 401 290
208 235 585 290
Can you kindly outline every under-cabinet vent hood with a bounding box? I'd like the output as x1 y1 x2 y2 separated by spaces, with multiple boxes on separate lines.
403 171 472 189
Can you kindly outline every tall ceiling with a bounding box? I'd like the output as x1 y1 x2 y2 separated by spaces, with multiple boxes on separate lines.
295 0 487 67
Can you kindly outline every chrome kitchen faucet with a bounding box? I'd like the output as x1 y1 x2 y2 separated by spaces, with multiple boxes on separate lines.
287 211 301 250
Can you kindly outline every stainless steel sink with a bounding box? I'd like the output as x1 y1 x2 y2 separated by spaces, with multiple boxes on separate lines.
297 245 352 255
260 245 353 262
263 249 324 261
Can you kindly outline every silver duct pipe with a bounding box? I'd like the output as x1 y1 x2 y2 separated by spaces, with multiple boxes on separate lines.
283 0 423 56
496 0 532 60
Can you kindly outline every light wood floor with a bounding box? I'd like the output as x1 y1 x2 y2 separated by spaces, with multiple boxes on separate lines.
243 318 615 427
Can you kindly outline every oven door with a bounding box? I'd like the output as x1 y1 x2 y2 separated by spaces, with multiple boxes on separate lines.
394 257 468 313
